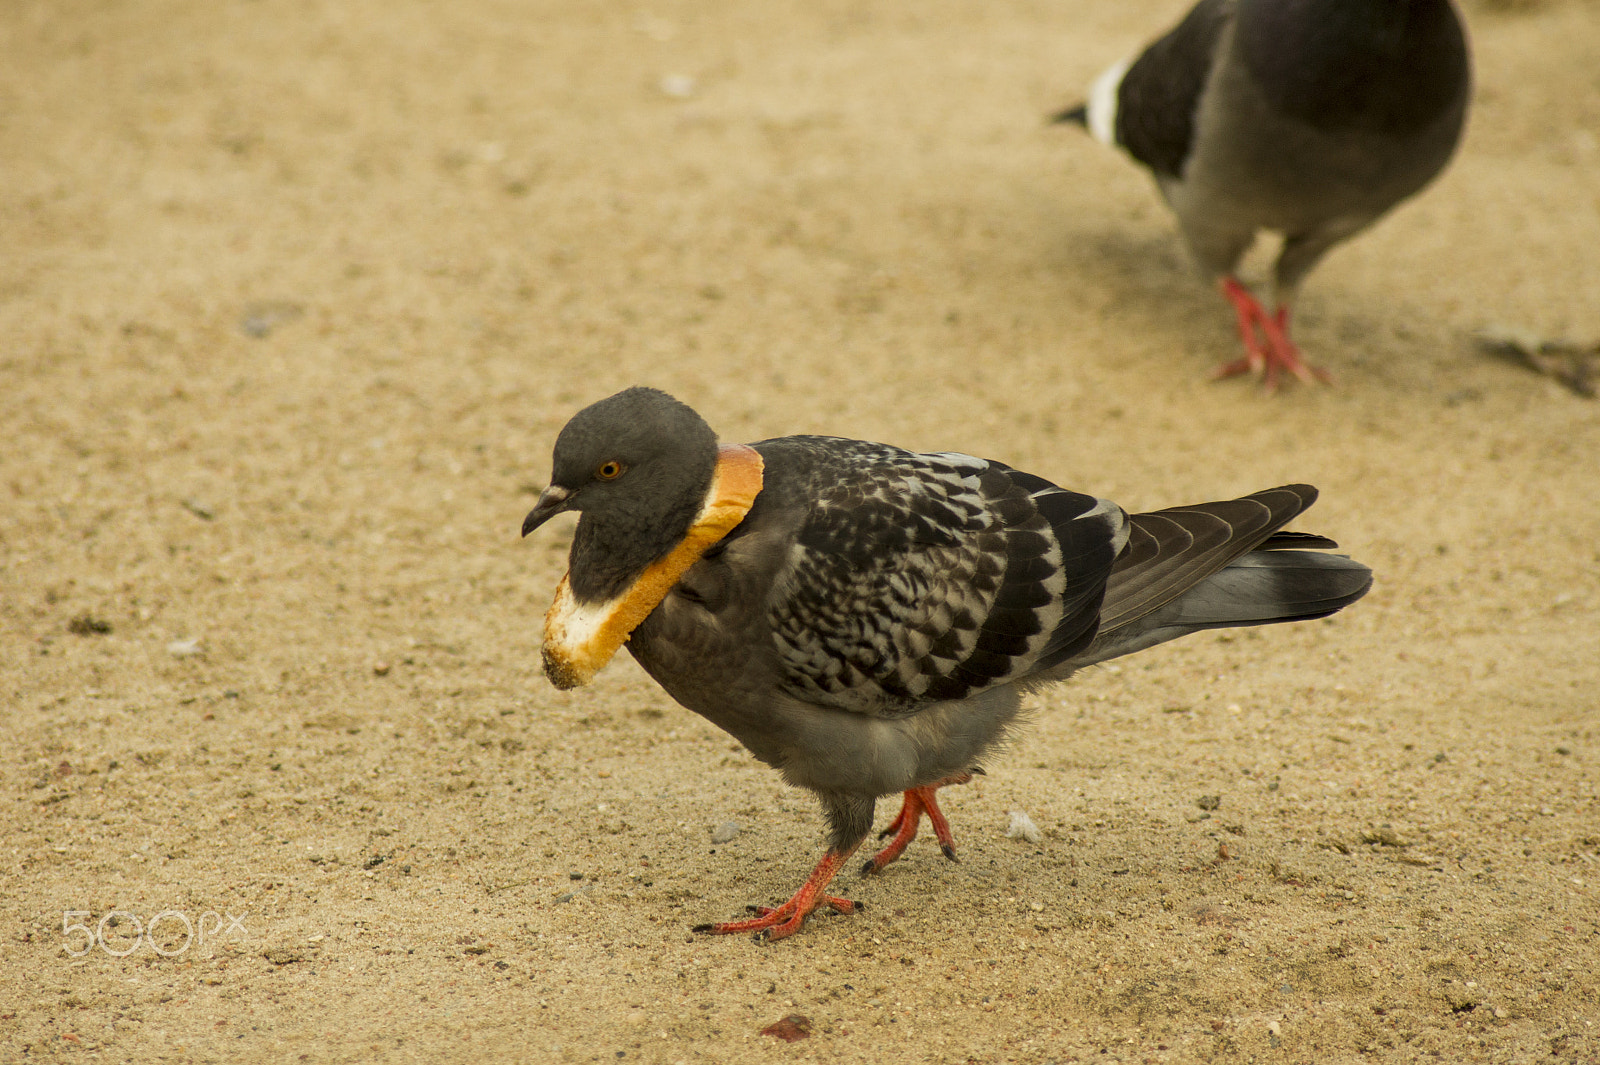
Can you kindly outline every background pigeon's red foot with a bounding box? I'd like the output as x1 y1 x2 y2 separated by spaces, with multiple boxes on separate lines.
692 845 862 941
1214 277 1333 391
862 773 974 874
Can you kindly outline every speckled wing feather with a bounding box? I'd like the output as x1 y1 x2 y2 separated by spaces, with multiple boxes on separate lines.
758 437 1127 716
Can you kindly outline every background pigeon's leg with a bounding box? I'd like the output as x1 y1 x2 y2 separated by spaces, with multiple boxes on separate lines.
1262 304 1333 388
862 772 975 874
1213 277 1330 389
692 844 864 941
1216 276 1271 378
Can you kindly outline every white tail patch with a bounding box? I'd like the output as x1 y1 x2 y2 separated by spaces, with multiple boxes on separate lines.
1087 56 1132 147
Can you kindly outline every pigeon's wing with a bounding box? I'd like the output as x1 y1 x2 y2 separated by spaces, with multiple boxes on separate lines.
758 438 1127 715
1115 0 1234 179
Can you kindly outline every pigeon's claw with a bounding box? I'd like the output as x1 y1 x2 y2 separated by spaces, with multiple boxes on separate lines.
694 846 862 942
862 774 974 875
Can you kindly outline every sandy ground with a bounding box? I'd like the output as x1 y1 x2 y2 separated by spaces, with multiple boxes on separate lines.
4 0 1599 1061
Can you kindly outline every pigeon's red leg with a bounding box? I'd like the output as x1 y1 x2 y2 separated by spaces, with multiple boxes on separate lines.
1212 278 1330 389
918 786 962 859
1214 276 1270 381
874 790 921 842
862 772 974 874
1263 305 1333 387
693 843 863 942
862 789 930 873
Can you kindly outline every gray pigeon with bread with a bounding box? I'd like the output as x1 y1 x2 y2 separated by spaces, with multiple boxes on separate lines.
522 387 1372 939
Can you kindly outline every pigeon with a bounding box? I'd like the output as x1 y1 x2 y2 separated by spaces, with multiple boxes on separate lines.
1056 0 1471 388
522 387 1372 939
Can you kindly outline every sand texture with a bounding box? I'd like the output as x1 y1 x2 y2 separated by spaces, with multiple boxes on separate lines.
3 0 1598 1061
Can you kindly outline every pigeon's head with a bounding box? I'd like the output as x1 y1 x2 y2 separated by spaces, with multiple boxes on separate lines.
523 387 720 602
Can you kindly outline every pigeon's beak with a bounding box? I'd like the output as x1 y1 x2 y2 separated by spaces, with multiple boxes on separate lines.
522 484 574 537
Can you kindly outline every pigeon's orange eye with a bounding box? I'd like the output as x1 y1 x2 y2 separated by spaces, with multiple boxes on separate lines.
596 460 625 481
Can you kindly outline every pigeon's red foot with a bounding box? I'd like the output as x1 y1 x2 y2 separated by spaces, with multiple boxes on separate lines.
1213 277 1333 391
862 772 975 874
693 845 863 942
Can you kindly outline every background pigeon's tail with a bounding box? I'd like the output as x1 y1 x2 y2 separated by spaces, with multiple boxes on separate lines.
1051 103 1089 126
1073 485 1373 666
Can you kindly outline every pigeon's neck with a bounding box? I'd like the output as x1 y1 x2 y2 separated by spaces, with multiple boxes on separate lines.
1235 0 1468 136
542 444 764 690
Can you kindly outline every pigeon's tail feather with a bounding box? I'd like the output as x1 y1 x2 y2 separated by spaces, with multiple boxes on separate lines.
1077 549 1372 666
1052 103 1089 126
1063 484 1371 667
1155 550 1372 626
1095 484 1319 635
1258 529 1340 551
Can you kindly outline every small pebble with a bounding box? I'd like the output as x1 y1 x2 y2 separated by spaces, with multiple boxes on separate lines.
759 1014 811 1042
167 637 203 658
660 74 696 98
1363 824 1409 846
240 301 304 338
68 614 113 636
1005 810 1042 844
710 821 741 844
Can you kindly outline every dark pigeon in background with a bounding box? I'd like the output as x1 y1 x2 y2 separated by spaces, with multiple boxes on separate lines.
1057 0 1471 389
522 387 1373 940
